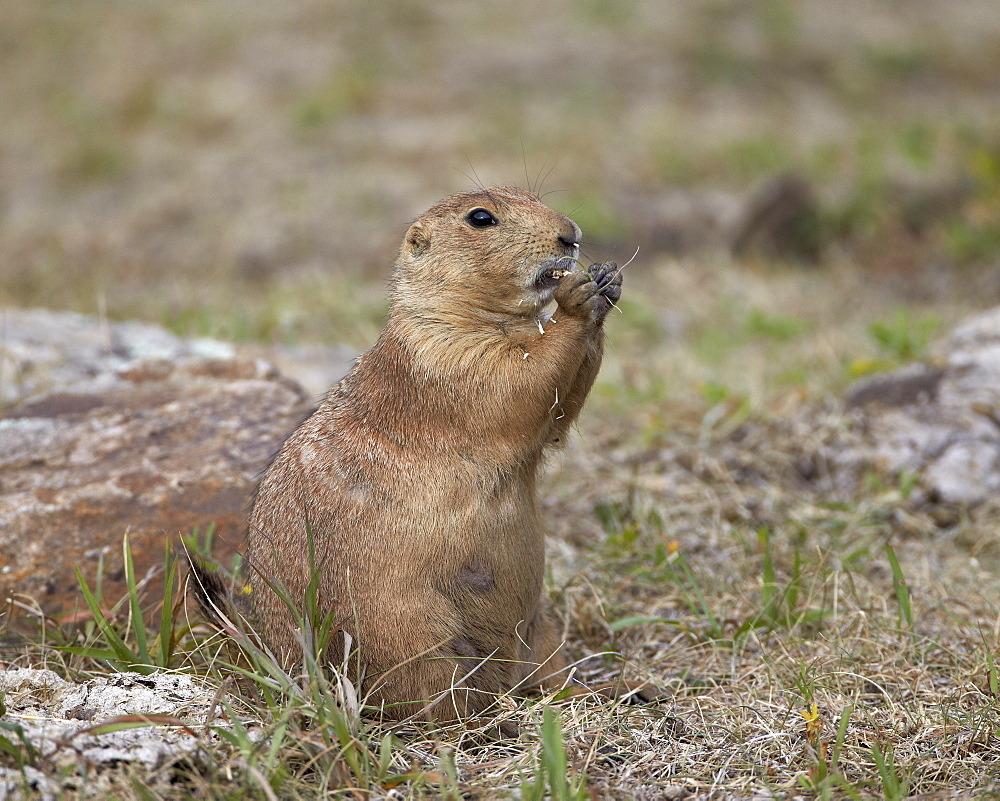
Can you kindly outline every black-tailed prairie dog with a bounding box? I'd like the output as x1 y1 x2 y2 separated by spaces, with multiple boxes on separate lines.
196 186 624 721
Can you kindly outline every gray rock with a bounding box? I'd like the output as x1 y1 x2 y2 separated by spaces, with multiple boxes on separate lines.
0 308 313 619
0 308 235 410
844 363 946 409
0 668 255 797
839 306 1000 505
239 341 356 400
0 765 60 801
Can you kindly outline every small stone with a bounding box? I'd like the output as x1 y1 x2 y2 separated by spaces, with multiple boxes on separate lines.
835 305 1000 506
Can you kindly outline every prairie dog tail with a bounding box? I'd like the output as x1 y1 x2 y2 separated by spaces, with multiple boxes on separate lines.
187 556 249 635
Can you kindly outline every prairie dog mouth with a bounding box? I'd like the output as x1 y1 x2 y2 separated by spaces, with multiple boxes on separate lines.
523 255 579 314
533 255 578 290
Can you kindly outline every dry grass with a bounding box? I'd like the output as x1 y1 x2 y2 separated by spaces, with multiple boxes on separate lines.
4 1 1000 798
541 416 1000 797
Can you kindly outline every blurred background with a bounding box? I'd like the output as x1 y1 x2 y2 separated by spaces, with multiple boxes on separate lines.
3 0 1000 421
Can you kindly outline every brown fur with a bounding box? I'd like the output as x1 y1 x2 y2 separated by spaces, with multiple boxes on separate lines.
223 187 621 721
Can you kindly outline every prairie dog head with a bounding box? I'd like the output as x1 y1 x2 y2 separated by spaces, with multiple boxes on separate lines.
391 187 582 322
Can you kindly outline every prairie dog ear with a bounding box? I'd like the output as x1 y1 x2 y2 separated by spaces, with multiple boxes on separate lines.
405 222 430 257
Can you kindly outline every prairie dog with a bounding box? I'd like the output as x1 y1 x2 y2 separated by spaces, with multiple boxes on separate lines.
206 187 622 721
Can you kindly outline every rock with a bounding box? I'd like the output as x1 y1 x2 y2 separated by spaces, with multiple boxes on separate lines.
844 363 946 409
0 308 313 621
731 173 821 262
0 668 254 797
610 173 821 261
0 765 60 801
839 306 1000 505
0 308 236 410
238 341 356 400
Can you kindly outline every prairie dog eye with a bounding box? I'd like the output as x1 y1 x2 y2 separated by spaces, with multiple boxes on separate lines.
467 208 498 227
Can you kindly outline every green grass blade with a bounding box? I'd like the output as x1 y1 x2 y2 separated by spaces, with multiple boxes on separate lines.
541 707 569 801
122 533 151 667
608 615 677 631
885 544 912 630
158 540 177 668
830 705 853 770
759 527 777 619
74 566 144 672
59 646 130 662
676 556 722 638
787 548 801 618
871 742 906 800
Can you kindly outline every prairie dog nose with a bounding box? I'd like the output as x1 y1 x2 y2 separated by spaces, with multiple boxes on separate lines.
558 219 582 255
